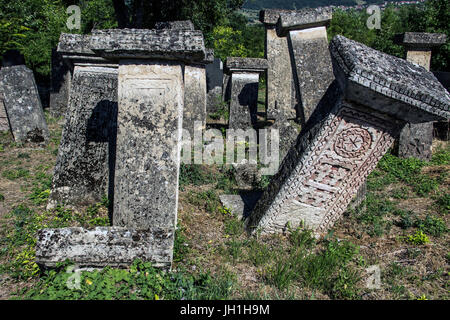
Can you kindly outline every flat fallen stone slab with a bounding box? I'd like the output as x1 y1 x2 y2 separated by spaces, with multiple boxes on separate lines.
90 29 206 63
330 35 450 122
395 32 447 48
36 227 173 269
219 192 262 220
225 57 268 73
277 7 332 36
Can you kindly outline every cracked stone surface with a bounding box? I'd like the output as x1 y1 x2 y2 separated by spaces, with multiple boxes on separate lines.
0 65 49 144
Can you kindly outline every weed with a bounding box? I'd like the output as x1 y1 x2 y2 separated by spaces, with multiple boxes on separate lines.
179 164 216 190
224 216 244 237
173 223 189 263
405 230 430 245
415 215 448 237
435 193 450 215
2 167 30 180
0 193 4 202
248 239 273 267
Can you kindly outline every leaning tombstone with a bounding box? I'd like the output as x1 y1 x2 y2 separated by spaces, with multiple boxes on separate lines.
395 32 447 160
0 65 49 144
225 57 268 130
246 35 450 237
36 28 207 270
47 33 118 210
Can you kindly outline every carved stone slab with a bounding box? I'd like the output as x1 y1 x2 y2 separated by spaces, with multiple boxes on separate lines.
247 35 450 236
0 65 49 144
90 29 206 63
36 227 173 269
48 66 118 209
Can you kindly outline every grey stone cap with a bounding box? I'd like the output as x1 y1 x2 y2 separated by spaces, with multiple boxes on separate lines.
35 226 173 269
199 48 215 65
57 33 96 56
277 7 333 36
330 35 450 120
225 57 268 73
259 9 293 25
155 20 195 30
90 28 206 63
395 32 447 48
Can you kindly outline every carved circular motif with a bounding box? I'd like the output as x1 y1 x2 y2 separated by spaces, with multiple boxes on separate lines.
334 128 372 158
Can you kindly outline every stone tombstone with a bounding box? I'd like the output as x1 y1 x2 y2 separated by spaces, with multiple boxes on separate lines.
0 93 9 132
0 65 49 144
49 48 72 118
47 33 118 210
277 7 335 126
36 28 207 269
395 32 447 160
246 35 450 237
206 57 224 116
225 57 268 129
259 9 297 121
183 48 213 137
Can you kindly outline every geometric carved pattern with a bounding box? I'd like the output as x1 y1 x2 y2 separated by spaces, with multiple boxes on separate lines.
334 127 372 158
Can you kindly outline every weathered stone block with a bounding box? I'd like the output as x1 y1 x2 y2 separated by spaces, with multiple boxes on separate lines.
183 64 207 136
287 26 334 124
276 7 332 36
398 122 433 161
206 57 223 92
228 72 259 129
247 36 450 236
225 57 268 73
220 192 262 220
35 227 173 269
395 32 447 49
0 65 49 144
48 66 118 209
90 29 206 63
113 60 183 232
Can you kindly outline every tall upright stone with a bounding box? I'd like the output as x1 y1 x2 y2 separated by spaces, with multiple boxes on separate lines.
225 57 268 129
183 48 213 136
49 48 72 118
277 7 335 125
206 57 224 115
0 65 49 144
47 33 118 209
246 36 450 236
37 28 207 269
395 32 447 161
260 9 297 120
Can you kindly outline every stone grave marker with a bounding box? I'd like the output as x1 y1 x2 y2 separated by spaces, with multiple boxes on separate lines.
0 65 49 144
395 32 447 160
36 28 207 269
225 57 268 130
246 35 450 237
47 33 118 210
49 48 72 118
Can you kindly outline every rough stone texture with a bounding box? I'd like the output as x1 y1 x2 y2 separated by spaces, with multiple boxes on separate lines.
246 36 450 236
288 26 335 125
0 65 49 144
220 192 263 220
183 64 207 136
57 33 99 58
233 159 262 190
395 32 447 49
49 49 72 117
271 119 301 164
398 122 433 160
0 93 9 132
265 26 296 120
406 50 432 71
155 20 195 30
113 60 183 234
47 66 118 209
225 57 268 73
276 7 333 36
35 227 173 269
330 35 450 122
228 72 259 129
90 29 206 63
433 71 450 141
259 9 292 25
